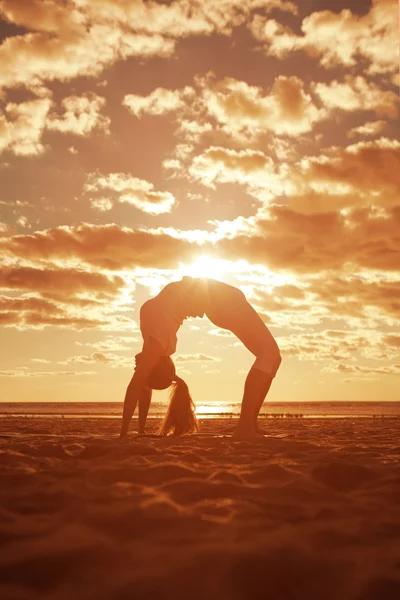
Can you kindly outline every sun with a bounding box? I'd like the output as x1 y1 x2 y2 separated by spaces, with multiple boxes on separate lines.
178 255 231 280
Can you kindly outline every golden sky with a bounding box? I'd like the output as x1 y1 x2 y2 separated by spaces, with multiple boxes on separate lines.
0 0 399 406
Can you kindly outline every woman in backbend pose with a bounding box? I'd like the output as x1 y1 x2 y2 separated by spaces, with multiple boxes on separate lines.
120 277 281 440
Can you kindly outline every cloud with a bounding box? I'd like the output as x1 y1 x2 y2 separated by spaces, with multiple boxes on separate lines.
123 86 194 118
208 328 235 337
293 138 400 208
280 332 360 363
189 137 400 211
249 0 399 75
79 0 298 37
189 146 278 193
0 0 297 93
85 173 177 215
89 197 113 212
46 93 110 135
0 223 201 270
0 93 110 156
262 0 298 14
175 353 220 362
176 120 213 144
123 74 326 138
383 335 400 348
216 205 400 274
75 335 137 352
279 328 400 365
1 206 398 290
0 367 97 377
122 74 326 144
0 98 51 156
246 273 400 331
329 363 400 377
250 287 310 315
348 121 387 138
0 294 108 329
199 75 326 138
121 73 337 154
30 358 52 364
0 265 125 294
64 351 132 368
0 262 137 331
0 0 84 36
16 216 30 229
0 18 175 94
312 76 399 118
307 276 400 320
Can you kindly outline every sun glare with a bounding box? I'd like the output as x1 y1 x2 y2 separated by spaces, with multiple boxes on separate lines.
179 256 232 280
195 403 232 416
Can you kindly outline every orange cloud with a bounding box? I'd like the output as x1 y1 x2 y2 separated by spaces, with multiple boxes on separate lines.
216 205 400 274
0 0 297 93
189 146 277 192
306 276 400 321
199 75 326 137
85 173 177 215
0 368 97 377
295 138 400 207
0 98 51 155
78 0 298 37
312 76 399 119
263 0 298 14
0 16 174 93
0 0 83 35
0 294 107 329
249 0 398 74
0 223 200 270
122 74 325 144
88 197 113 212
0 265 124 295
75 335 137 352
1 208 398 296
348 121 387 138
176 120 213 144
47 93 110 135
189 137 400 211
279 328 400 365
0 93 111 156
384 335 400 347
123 87 194 118
64 351 132 368
175 353 220 363
330 363 400 376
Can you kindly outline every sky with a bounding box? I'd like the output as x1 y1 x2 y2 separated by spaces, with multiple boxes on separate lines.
0 0 399 408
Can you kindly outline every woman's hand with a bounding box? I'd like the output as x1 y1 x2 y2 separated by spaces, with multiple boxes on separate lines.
120 338 163 437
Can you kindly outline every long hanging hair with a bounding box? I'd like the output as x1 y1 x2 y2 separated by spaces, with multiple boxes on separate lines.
158 376 198 436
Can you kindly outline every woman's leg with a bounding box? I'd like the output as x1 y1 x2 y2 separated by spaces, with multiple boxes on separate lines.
138 387 152 434
206 285 281 439
232 368 273 437
253 374 274 431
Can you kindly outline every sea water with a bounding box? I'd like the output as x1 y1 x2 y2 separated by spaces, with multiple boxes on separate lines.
0 401 399 419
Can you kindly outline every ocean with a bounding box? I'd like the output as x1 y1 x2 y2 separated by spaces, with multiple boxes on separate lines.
1 401 399 419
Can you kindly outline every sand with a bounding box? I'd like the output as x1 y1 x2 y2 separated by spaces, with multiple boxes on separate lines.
0 416 399 600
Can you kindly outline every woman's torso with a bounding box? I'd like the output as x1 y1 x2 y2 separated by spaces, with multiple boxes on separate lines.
139 277 243 354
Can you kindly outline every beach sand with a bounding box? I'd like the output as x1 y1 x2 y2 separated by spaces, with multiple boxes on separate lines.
0 416 399 600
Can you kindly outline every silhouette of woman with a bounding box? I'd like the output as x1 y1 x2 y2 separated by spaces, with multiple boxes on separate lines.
120 277 281 439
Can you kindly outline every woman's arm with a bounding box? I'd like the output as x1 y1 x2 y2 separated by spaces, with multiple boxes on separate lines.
120 338 162 437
